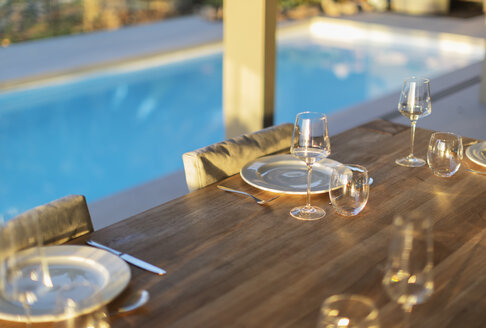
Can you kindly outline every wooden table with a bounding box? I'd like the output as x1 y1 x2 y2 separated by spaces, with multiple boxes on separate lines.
3 120 486 327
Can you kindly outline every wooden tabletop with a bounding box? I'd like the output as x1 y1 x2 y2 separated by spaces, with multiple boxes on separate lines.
3 119 486 328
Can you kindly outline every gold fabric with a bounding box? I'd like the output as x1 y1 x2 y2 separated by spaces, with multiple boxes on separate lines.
183 123 293 191
10 195 93 247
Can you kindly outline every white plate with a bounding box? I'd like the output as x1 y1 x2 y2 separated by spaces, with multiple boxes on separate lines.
240 154 342 194
466 141 486 168
0 245 130 323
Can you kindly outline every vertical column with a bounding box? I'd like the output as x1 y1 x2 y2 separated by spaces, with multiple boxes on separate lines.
83 0 101 31
480 1 486 104
223 0 277 138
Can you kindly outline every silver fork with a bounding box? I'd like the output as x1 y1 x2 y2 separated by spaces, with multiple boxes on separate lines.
465 167 486 175
217 185 280 205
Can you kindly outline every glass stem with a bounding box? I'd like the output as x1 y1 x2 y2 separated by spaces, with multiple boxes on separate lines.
23 302 32 328
305 164 312 210
403 304 412 328
409 120 417 158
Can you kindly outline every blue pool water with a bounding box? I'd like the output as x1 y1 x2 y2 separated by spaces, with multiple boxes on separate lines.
0 32 482 216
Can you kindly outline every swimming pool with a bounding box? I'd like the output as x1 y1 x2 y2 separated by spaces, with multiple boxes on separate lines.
0 20 483 217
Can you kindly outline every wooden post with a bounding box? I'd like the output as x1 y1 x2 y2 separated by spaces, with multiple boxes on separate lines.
480 0 486 104
83 0 101 31
223 0 277 138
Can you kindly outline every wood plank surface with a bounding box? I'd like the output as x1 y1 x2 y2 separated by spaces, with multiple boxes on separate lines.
2 119 486 328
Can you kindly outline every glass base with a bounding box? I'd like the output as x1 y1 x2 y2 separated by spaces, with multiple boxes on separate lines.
395 156 426 167
290 205 326 220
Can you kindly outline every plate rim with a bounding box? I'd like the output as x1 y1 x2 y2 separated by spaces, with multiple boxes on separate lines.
240 154 341 195
0 244 131 323
466 141 486 168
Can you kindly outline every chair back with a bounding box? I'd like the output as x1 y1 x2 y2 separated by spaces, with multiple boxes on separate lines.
183 123 293 191
10 195 93 247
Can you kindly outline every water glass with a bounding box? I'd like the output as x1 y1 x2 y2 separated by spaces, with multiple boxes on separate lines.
427 132 463 177
382 212 434 328
329 164 369 216
317 294 380 328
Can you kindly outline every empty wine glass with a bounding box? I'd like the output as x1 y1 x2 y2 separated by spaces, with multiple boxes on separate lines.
396 77 432 167
290 112 331 220
382 213 434 328
317 294 380 328
427 132 463 177
0 214 52 327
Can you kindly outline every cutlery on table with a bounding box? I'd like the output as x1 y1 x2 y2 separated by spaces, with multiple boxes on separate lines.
465 167 486 175
464 140 479 147
86 240 166 275
217 185 280 205
109 289 150 315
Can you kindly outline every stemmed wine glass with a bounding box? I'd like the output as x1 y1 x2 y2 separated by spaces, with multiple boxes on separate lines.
290 112 331 220
382 213 434 328
0 214 52 327
396 77 432 167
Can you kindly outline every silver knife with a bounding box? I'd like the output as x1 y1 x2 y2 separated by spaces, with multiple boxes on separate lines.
86 240 166 275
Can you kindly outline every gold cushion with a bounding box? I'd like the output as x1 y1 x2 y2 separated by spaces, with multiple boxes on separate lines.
183 123 293 191
9 194 93 247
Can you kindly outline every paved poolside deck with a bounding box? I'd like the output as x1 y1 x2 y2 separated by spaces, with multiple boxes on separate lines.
0 15 224 88
1 12 485 229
